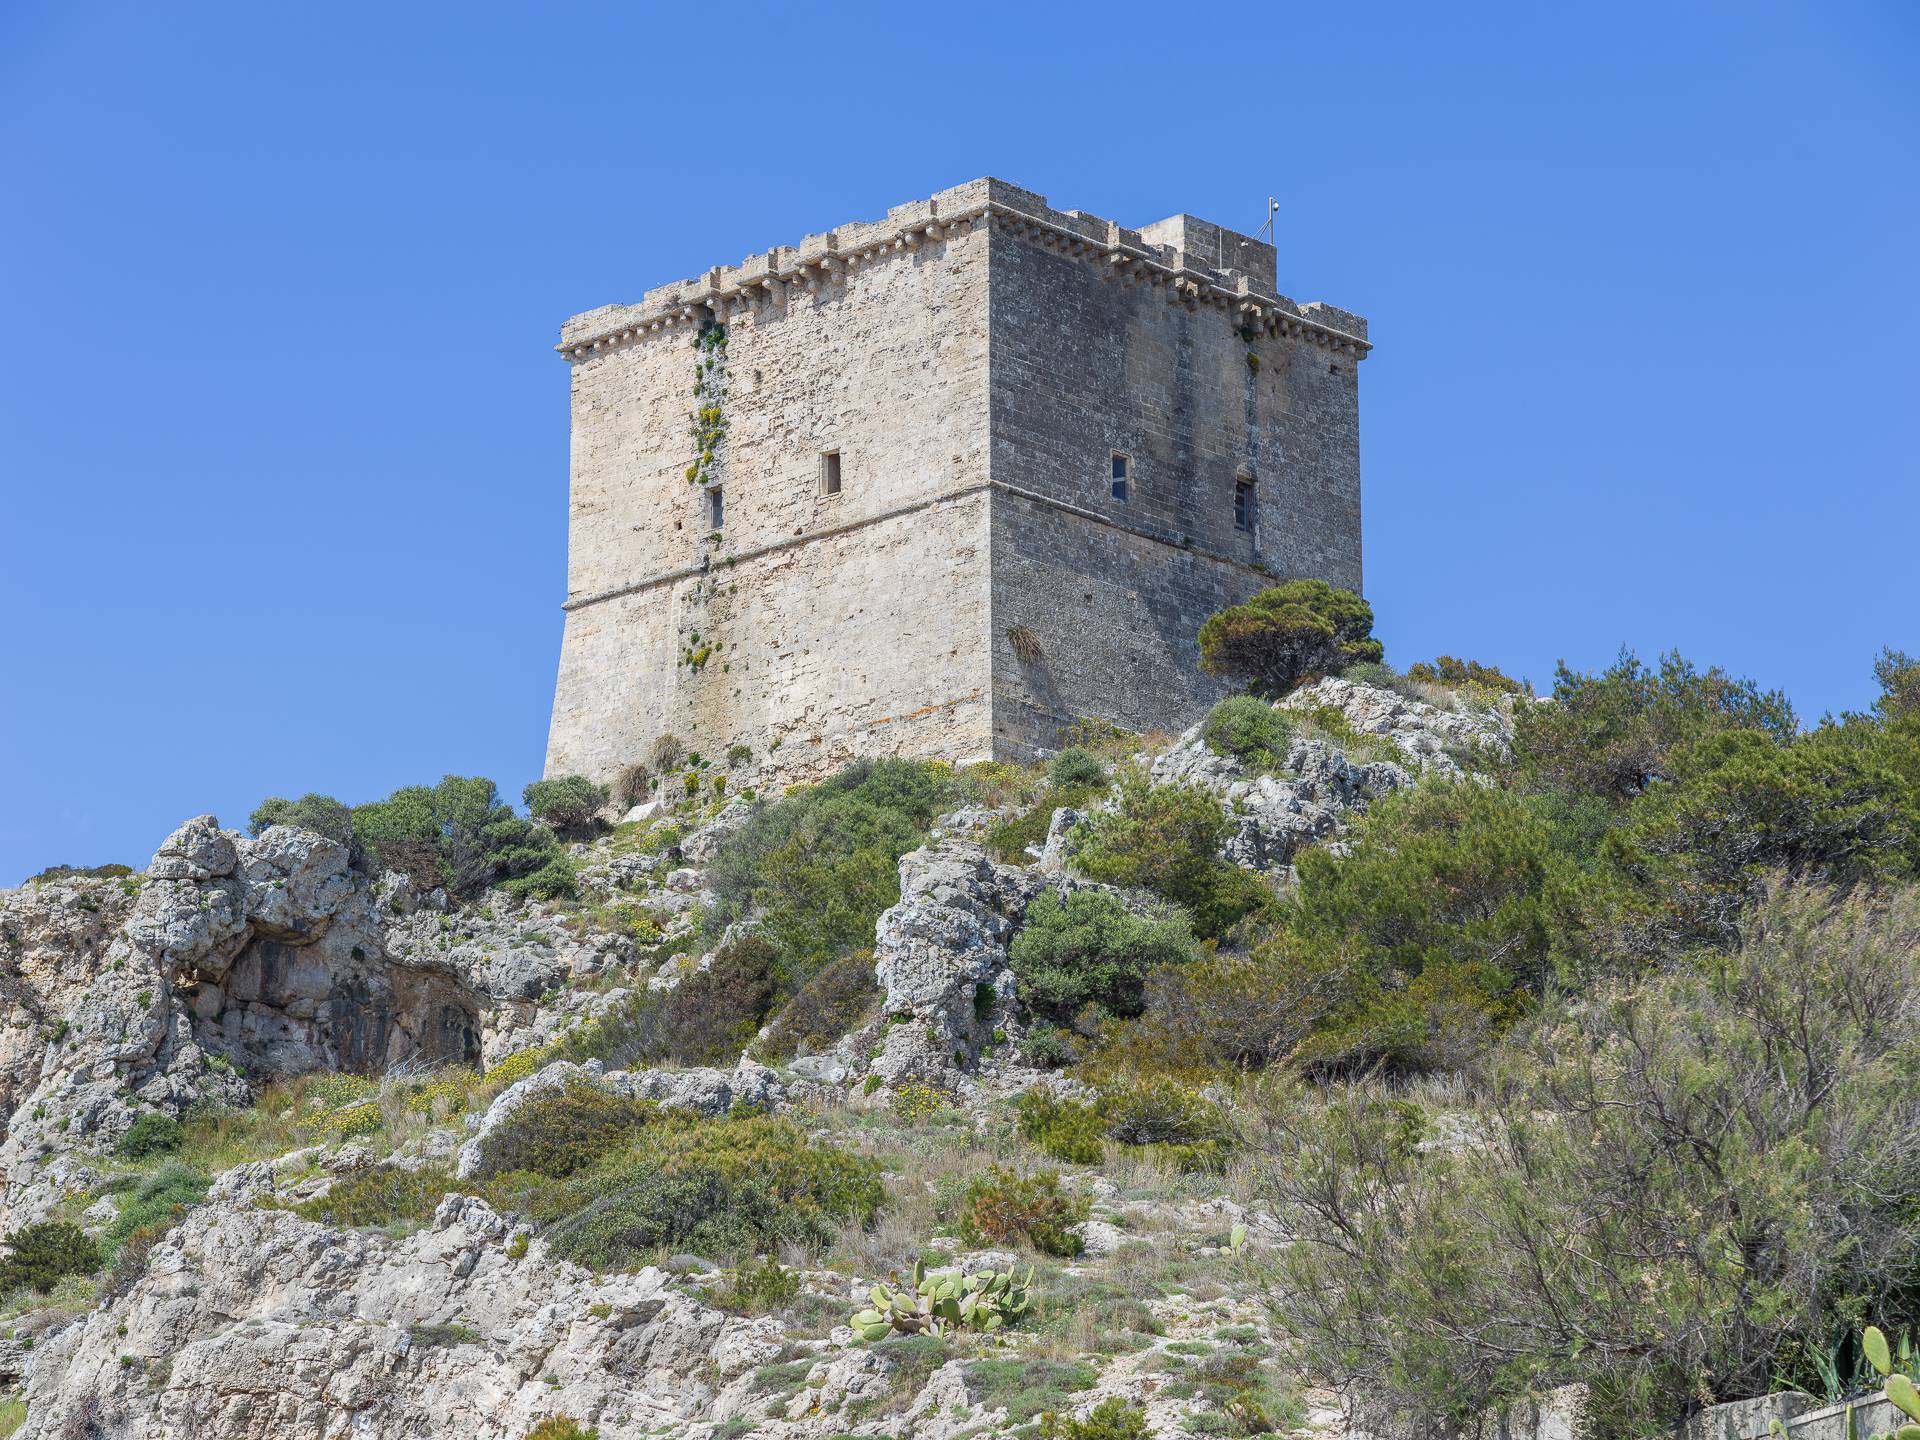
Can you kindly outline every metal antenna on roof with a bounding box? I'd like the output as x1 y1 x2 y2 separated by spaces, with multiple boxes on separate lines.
1260 197 1279 245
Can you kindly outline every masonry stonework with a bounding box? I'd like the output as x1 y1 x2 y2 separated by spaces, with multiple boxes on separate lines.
545 178 1368 786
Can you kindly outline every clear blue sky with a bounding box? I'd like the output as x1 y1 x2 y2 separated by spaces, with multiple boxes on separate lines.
2 3 1915 883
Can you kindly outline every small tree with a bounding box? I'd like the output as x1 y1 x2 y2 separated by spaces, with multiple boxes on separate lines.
1197 579 1382 696
523 775 610 839
0 1220 100 1293
650 733 686 771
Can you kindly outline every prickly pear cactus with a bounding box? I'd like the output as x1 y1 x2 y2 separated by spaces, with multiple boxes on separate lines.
850 1257 1036 1341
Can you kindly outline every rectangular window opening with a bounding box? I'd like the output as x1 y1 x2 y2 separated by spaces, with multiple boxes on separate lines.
708 485 725 530
1234 479 1256 532
1110 452 1130 502
821 451 842 497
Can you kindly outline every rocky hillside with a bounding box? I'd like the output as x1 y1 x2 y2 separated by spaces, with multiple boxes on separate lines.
4 653 1917 1440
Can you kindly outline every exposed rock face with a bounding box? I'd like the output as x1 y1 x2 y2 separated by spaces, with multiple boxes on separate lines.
1281 675 1513 773
0 818 631 1227
1148 679 1513 872
1151 732 1411 871
18 1191 763 1440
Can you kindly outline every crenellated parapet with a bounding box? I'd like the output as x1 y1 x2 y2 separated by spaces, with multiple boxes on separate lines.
555 177 1370 364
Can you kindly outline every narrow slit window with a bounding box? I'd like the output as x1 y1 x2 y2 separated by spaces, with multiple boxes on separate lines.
1110 452 1130 501
708 486 725 530
821 451 842 497
1234 478 1256 531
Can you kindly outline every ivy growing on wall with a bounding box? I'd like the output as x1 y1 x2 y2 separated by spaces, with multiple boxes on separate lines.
685 321 729 486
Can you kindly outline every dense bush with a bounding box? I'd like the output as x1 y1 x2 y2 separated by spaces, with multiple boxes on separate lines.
1017 1091 1107 1164
1509 650 1796 807
524 1419 597 1440
114 1111 183 1159
292 1165 453 1229
1102 779 1600 1075
1404 655 1527 696
523 775 609 838
958 1166 1089 1257
705 758 956 999
1038 1398 1152 1440
467 1083 656 1181
0 1220 100 1294
1202 695 1296 770
562 934 779 1069
1016 1082 1229 1171
247 792 353 844
351 774 569 899
1257 882 1920 1440
1197 579 1383 697
1267 779 1598 1070
104 1163 209 1250
472 1083 883 1266
1047 747 1110 788
1613 720 1920 948
1008 890 1194 1035
1070 771 1273 939
757 948 880 1062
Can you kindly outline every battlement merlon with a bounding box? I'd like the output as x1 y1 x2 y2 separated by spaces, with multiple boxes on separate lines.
554 177 1369 361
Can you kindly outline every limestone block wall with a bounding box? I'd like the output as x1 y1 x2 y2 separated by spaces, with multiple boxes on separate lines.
547 199 994 784
983 200 1365 756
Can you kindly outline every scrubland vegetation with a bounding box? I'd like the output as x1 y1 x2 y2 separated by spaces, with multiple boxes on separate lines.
20 576 1920 1440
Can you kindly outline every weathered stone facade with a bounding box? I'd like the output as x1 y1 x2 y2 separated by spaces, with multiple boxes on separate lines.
546 178 1368 783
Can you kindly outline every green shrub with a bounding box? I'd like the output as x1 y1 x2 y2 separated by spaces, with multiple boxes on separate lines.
525 1419 598 1440
114 1111 183 1159
247 792 354 843
1069 771 1273 939
563 935 779 1069
466 1083 657 1181
1017 1092 1106 1164
523 775 609 838
351 775 564 898
1405 655 1527 696
1099 1077 1231 1170
985 783 1101 865
1167 783 1605 1075
290 1165 453 1229
481 1101 883 1268
501 853 578 902
1202 695 1296 770
957 1166 1089 1257
1047 747 1109 789
1038 1398 1152 1440
726 743 754 767
104 1163 209 1250
27 862 134 884
1613 720 1920 947
714 1256 801 1314
1258 882 1920 1440
1196 579 1382 697
1008 890 1194 1033
966 1356 1100 1424
408 1321 481 1348
758 948 880 1061
1509 649 1796 807
0 1221 100 1294
705 758 956 1001
247 795 345 846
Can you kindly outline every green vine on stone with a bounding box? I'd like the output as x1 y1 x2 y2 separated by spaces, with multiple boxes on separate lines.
686 322 729 486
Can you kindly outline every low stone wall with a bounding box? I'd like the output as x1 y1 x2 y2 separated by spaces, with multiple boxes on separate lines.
1687 1391 1903 1440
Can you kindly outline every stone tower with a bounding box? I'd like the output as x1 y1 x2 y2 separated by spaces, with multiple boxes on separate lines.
545 178 1368 785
